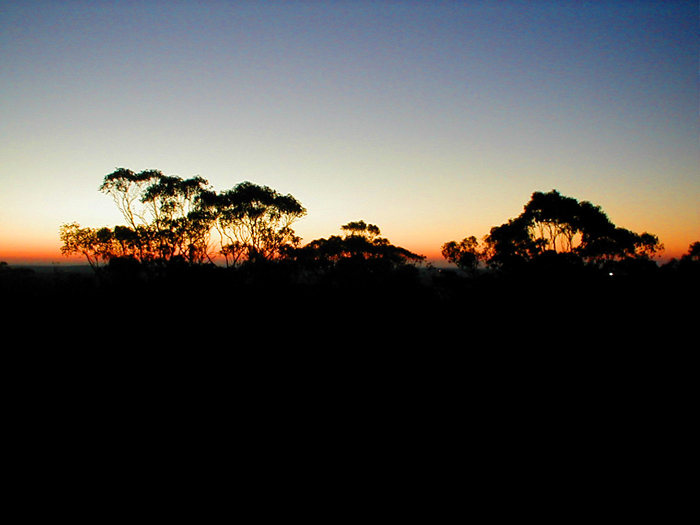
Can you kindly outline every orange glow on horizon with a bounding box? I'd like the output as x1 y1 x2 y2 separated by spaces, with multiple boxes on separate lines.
1 232 695 267
0 247 78 266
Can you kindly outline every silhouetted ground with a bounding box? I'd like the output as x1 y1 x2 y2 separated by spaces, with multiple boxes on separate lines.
5 259 692 478
3 260 694 347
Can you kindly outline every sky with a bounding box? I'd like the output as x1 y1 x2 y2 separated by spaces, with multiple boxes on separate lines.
1 0 698 266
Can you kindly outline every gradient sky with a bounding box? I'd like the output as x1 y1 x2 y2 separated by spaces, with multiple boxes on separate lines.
1 0 698 265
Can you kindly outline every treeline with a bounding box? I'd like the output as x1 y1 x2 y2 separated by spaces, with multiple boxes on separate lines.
56 168 427 287
2 168 698 324
443 189 668 274
56 169 696 274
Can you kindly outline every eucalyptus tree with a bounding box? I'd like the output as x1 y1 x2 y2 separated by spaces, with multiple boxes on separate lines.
98 168 162 230
59 223 116 270
483 216 540 269
97 168 215 264
340 220 381 241
288 220 425 284
444 190 663 271
441 236 485 276
64 169 309 270
521 190 585 253
213 181 307 266
140 173 214 263
329 220 423 265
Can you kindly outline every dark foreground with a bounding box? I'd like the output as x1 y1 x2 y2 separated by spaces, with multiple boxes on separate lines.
3 261 694 344
3 260 693 482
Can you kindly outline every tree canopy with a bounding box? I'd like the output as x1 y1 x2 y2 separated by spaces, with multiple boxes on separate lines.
61 172 681 298
11 176 692 330
211 181 307 266
60 169 310 271
442 190 664 274
89 168 216 264
441 236 483 276
285 220 425 286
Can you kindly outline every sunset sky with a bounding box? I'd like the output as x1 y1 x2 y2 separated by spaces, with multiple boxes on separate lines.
1 0 698 266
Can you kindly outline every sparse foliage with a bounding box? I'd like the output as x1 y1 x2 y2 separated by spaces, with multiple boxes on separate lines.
97 169 215 264
59 222 114 269
213 181 307 266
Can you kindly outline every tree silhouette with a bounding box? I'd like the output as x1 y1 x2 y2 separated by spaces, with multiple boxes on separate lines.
483 216 539 269
288 220 425 287
211 181 307 266
98 168 215 264
59 223 115 270
340 220 381 241
139 173 215 263
441 236 485 276
57 171 686 321
98 168 161 230
664 241 700 278
684 242 700 262
61 170 309 270
521 190 585 253
444 190 664 273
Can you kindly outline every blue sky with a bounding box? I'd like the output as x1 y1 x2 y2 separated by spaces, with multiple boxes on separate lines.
1 0 697 263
